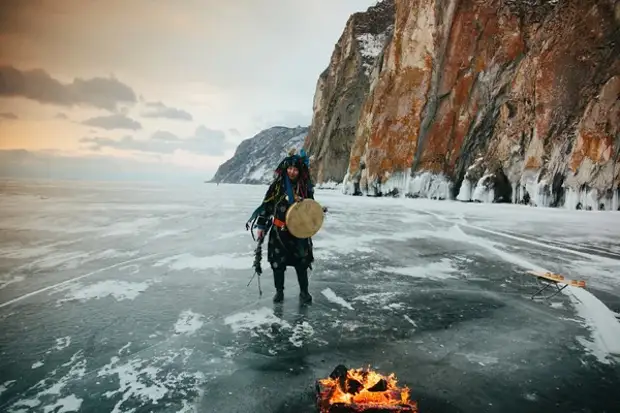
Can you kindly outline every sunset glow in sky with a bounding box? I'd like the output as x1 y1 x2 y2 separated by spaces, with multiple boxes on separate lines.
0 0 376 181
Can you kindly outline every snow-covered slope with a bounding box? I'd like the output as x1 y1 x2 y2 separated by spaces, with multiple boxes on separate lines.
211 126 309 184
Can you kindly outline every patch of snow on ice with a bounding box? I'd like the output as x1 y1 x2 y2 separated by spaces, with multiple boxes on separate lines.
102 217 159 237
58 280 152 303
151 229 185 239
154 253 250 271
353 292 401 305
0 244 54 259
459 353 500 366
97 349 204 413
568 287 620 364
321 288 354 310
382 303 406 310
93 249 139 260
0 380 16 396
382 259 457 280
403 315 417 327
15 249 139 273
118 342 132 356
42 394 83 413
55 336 71 351
118 264 140 275
332 320 361 331
289 322 314 347
174 310 205 336
27 251 91 270
32 361 44 369
0 275 25 290
7 351 86 413
224 307 291 335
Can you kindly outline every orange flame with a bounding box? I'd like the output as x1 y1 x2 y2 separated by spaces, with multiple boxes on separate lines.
317 366 417 411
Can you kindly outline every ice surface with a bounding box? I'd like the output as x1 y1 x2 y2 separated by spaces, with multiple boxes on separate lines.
1 180 619 413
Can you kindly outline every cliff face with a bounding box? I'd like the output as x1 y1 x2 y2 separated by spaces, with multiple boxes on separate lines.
337 0 619 210
304 0 395 184
211 126 308 184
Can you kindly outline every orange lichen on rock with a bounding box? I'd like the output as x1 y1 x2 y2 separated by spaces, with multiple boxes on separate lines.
525 156 541 170
349 0 532 182
569 76 620 172
342 0 618 199
349 0 434 178
570 132 615 172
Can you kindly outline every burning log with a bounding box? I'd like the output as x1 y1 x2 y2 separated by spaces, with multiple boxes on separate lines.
316 365 418 413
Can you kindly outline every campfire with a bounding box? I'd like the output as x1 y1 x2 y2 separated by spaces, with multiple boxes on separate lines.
316 365 418 412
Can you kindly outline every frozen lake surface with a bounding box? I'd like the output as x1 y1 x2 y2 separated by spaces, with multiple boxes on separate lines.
1 179 619 413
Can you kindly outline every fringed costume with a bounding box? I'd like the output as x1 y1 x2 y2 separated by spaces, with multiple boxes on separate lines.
246 149 315 303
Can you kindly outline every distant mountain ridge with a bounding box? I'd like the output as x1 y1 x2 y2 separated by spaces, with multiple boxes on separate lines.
211 126 309 184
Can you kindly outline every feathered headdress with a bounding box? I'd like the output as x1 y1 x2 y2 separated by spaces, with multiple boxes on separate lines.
274 148 310 172
273 148 313 203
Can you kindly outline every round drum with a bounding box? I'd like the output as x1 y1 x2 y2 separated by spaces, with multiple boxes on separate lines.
285 199 325 239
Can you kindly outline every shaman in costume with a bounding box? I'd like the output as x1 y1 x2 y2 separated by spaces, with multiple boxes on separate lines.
249 149 316 303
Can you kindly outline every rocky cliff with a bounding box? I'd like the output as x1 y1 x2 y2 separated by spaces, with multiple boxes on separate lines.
211 126 308 184
312 0 619 210
304 0 396 185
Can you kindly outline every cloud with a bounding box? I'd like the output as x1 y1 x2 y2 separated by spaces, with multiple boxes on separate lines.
80 125 233 156
0 149 211 183
81 114 142 130
141 101 193 121
0 112 18 120
55 112 69 119
0 65 137 111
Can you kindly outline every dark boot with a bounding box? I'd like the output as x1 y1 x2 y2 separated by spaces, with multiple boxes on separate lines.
295 266 312 303
299 290 312 304
273 290 284 303
273 268 285 303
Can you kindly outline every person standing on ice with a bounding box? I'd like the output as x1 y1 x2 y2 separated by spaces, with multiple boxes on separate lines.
249 148 315 304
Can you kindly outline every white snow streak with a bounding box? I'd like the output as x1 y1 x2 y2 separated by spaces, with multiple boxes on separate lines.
321 288 354 310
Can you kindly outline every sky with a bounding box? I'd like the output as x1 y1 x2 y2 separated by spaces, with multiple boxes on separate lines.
0 0 377 182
